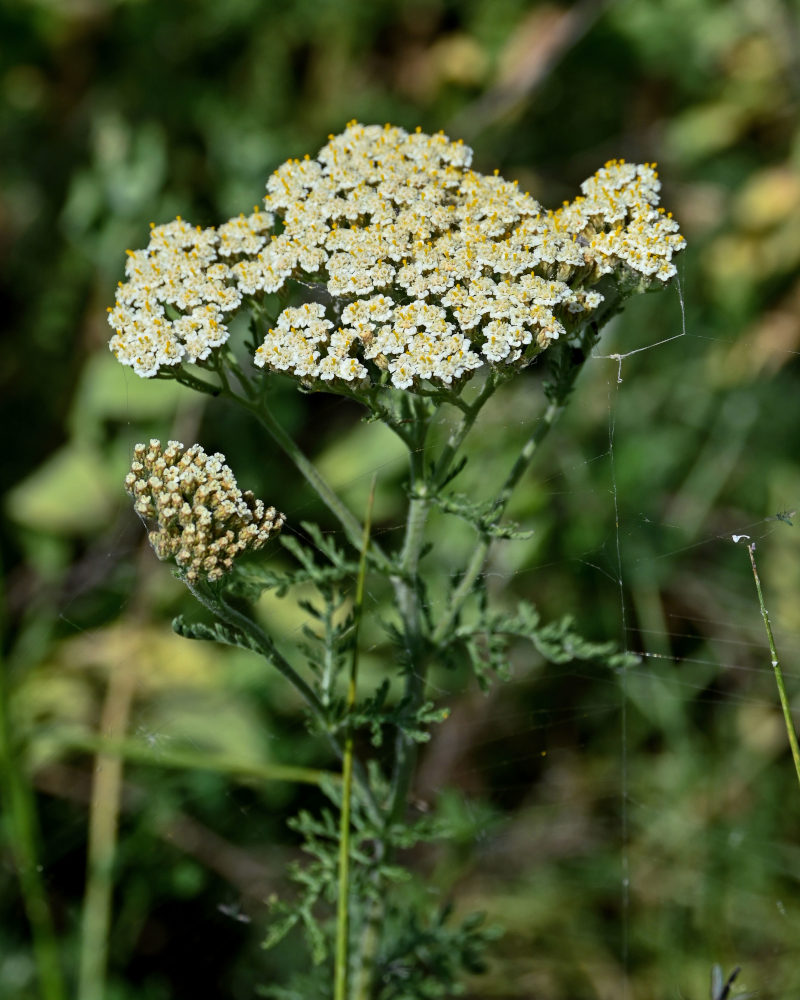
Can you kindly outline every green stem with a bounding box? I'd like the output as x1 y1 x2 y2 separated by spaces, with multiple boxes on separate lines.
173 366 221 397
256 404 366 555
431 371 500 487
747 543 800 789
383 371 514 825
228 389 394 575
386 511 431 825
432 352 586 647
185 582 383 824
387 415 435 824
354 404 434 996
353 349 591 997
335 479 375 1000
0 654 67 1000
188 582 324 712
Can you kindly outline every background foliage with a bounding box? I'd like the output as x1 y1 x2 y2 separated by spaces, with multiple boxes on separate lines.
2 0 800 997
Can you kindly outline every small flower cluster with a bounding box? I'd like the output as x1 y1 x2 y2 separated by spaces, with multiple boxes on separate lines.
108 212 273 377
109 122 685 391
125 440 284 582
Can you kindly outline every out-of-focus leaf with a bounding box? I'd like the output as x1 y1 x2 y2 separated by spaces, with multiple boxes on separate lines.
69 352 185 438
665 102 748 163
11 671 96 768
314 417 407 515
735 166 800 232
63 622 222 691
61 113 168 239
5 441 116 534
14 621 277 769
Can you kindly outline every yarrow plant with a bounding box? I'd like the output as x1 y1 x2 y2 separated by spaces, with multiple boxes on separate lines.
111 121 684 998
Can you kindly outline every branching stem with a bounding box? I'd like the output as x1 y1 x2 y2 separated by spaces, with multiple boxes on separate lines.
432 367 580 646
431 370 501 487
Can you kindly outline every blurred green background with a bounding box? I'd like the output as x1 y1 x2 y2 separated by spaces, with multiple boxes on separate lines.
2 0 800 997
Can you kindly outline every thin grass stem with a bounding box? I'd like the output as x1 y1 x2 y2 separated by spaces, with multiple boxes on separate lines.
335 477 376 1000
747 542 800 789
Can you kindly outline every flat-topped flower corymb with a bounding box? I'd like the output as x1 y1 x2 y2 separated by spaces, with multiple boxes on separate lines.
109 122 684 393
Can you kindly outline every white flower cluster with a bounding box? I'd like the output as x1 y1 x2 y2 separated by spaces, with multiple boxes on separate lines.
108 212 273 377
109 122 685 391
125 439 285 582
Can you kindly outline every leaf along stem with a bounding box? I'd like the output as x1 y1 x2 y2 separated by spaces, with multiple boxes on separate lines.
431 354 585 647
0 651 67 1000
184 581 383 824
60 735 336 787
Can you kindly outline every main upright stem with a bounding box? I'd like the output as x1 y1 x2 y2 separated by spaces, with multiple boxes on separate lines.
388 403 434 825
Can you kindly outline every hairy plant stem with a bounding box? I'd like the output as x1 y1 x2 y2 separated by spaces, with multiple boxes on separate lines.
747 542 800 789
351 362 565 992
173 367 221 397
0 652 67 1000
201 340 590 994
388 401 435 819
385 518 430 825
353 405 435 997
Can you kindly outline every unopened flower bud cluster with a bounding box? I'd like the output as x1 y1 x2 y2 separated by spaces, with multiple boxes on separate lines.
109 121 685 391
125 440 285 582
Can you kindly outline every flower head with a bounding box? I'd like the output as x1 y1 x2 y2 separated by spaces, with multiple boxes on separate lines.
109 123 685 392
125 440 285 582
